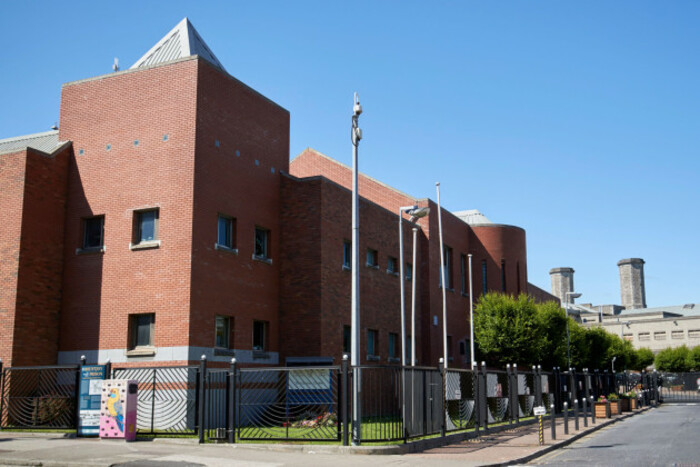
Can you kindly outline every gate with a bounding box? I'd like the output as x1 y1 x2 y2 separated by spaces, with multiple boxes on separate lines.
237 366 340 441
0 365 78 429
112 366 199 435
659 372 700 403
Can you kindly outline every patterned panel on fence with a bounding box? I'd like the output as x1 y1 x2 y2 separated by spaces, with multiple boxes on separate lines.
486 371 509 423
113 366 197 435
518 372 535 417
0 366 77 429
444 369 475 431
237 367 339 441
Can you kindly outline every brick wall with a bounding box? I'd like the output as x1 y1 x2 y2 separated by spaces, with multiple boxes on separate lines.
189 59 290 355
58 58 199 361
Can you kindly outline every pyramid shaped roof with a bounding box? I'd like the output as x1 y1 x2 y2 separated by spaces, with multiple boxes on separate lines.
130 18 225 71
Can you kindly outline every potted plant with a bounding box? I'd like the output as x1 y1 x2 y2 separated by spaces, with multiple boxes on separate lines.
594 395 611 419
620 391 637 411
608 393 622 415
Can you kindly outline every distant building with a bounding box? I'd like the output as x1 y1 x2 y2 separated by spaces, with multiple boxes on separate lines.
549 259 700 353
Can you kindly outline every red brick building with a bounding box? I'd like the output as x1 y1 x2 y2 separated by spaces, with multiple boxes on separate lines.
0 19 556 369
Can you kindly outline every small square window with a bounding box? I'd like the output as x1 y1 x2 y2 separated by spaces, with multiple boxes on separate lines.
129 314 154 349
405 263 413 281
367 329 378 357
342 241 351 269
253 320 268 351
215 316 232 349
217 215 236 249
133 208 159 245
387 257 397 274
82 216 104 250
366 249 378 268
254 227 270 259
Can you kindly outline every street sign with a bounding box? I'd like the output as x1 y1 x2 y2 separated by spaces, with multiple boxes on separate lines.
533 406 546 416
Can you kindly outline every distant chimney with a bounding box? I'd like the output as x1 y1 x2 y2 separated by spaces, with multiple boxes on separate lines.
549 267 575 304
618 258 646 310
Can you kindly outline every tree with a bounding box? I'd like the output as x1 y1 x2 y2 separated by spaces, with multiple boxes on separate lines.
474 293 543 367
655 346 691 372
536 301 568 369
688 346 700 371
634 348 655 370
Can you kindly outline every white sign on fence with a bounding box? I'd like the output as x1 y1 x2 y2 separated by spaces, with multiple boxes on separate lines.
533 406 546 416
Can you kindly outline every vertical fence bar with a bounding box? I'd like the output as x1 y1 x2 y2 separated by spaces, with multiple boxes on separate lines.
0 359 4 430
513 364 519 424
341 356 349 446
480 361 488 431
228 358 236 444
198 356 207 444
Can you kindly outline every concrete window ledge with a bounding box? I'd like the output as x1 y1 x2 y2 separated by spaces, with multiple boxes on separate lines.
126 347 156 357
252 255 273 265
214 244 238 254
367 355 381 362
130 240 161 251
76 247 106 255
214 348 236 357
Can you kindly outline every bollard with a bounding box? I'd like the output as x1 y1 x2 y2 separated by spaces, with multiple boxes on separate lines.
590 396 596 424
574 399 579 431
563 402 569 434
582 397 588 427
538 414 544 446
550 404 556 440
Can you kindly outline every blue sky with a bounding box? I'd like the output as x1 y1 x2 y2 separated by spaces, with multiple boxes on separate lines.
1 1 698 307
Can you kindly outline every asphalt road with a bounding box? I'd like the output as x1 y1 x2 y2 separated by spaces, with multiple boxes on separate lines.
531 403 700 466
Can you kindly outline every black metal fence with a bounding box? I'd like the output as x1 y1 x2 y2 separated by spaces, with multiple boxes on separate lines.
0 359 664 444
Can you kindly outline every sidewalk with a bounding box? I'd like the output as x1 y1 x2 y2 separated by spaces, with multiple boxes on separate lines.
0 407 652 467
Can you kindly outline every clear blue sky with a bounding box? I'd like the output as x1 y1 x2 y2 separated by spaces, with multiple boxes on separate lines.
1 1 698 307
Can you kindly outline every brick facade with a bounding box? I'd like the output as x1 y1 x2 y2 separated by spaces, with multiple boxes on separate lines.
0 32 552 369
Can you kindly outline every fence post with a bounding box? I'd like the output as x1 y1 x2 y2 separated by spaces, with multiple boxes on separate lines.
473 362 480 436
569 368 577 411
228 358 236 444
513 364 520 424
75 355 85 432
439 358 446 438
550 403 556 440
480 361 488 431
0 359 4 431
506 364 513 424
553 367 561 414
582 369 589 427
652 370 659 405
563 401 569 434
104 359 112 379
198 355 207 444
341 355 349 446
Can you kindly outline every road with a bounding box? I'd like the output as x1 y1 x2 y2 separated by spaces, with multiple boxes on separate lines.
531 403 700 466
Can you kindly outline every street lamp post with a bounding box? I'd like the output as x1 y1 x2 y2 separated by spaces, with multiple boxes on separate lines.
398 205 430 366
564 291 582 368
350 92 362 445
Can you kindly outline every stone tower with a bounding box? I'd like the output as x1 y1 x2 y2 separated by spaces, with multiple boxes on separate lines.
549 267 575 304
618 258 646 309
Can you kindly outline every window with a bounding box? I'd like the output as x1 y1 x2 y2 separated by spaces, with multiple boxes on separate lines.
447 335 453 360
439 245 453 289
501 260 507 292
460 254 467 295
342 241 351 269
82 215 105 250
217 215 236 250
366 248 378 268
689 329 700 339
253 320 268 351
388 332 398 360
387 256 397 275
405 263 413 281
623 333 633 341
132 208 159 246
215 316 232 349
672 330 684 340
343 325 351 353
129 314 154 349
654 331 667 341
459 340 465 355
367 329 378 357
638 332 650 341
254 227 270 260
481 260 488 295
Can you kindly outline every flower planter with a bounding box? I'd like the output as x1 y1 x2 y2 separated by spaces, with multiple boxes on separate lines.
621 398 637 411
594 401 611 419
609 399 621 415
